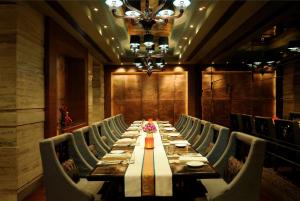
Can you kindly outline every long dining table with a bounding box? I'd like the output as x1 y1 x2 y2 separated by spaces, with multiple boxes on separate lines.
87 120 220 197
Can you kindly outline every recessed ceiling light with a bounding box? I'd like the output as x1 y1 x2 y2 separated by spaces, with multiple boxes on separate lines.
190 25 194 28
111 37 115 40
93 8 98 12
121 53 124 55
199 6 206 11
179 45 182 49
117 46 120 49
104 25 108 29
183 37 188 40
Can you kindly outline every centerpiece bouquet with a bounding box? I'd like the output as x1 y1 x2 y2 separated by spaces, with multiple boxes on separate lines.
143 122 157 134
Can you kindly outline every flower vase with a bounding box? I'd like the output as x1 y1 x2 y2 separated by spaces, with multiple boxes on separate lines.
145 133 154 149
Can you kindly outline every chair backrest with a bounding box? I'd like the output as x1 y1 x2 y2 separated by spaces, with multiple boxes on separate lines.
289 112 300 121
205 124 230 165
40 133 94 201
185 118 202 142
254 116 276 139
213 132 266 201
240 114 254 134
274 118 300 145
73 127 99 167
230 113 242 132
191 120 211 149
91 121 111 152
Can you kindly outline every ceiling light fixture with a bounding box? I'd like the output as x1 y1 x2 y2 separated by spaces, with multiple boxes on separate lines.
130 34 169 76
105 0 191 31
93 8 99 12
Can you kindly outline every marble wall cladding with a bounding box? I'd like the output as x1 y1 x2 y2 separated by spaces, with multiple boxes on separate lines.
91 62 105 123
0 5 17 110
17 123 43 187
88 54 93 124
0 2 44 201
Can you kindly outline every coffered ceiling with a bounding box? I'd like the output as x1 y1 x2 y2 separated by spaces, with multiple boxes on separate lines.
31 0 300 66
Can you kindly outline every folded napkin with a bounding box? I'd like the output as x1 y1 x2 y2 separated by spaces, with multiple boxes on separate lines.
167 132 180 137
133 121 142 123
158 121 169 124
161 123 172 127
122 131 140 137
114 138 136 146
170 140 190 145
127 127 140 131
179 156 208 163
103 153 131 160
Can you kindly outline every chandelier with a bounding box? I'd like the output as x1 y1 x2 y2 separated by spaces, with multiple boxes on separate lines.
130 34 168 76
105 0 191 31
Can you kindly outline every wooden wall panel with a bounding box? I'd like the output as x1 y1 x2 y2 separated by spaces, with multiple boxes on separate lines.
111 72 187 124
283 60 300 118
202 71 275 126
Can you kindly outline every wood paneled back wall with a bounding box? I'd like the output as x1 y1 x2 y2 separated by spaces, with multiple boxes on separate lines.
202 71 276 126
111 72 188 124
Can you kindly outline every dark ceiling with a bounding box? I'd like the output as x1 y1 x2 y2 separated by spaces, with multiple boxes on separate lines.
32 0 300 66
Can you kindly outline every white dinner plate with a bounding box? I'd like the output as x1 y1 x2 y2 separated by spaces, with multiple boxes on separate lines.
186 161 205 167
175 143 187 148
110 150 125 154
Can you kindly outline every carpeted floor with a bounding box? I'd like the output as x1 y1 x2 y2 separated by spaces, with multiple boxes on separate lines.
24 167 300 201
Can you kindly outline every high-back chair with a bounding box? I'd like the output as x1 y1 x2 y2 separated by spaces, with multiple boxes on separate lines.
200 132 266 201
113 114 127 132
180 116 193 137
101 119 119 145
40 133 104 201
107 117 123 138
185 117 202 143
118 114 129 129
176 114 188 132
174 114 185 130
230 113 242 132
274 119 300 162
196 124 229 165
192 120 211 150
240 114 255 134
91 121 111 151
254 116 276 139
73 126 101 167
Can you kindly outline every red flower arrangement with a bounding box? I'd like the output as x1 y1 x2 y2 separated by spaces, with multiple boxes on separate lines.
59 105 73 128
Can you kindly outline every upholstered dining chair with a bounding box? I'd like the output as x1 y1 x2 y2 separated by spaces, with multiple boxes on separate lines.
107 117 123 138
254 116 276 139
185 118 202 143
91 121 111 151
110 116 124 136
196 124 229 165
199 132 266 201
101 120 119 145
40 133 104 201
230 113 243 132
118 114 129 130
176 114 188 132
180 116 193 137
191 120 211 150
174 114 185 130
73 126 101 167
113 114 127 132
